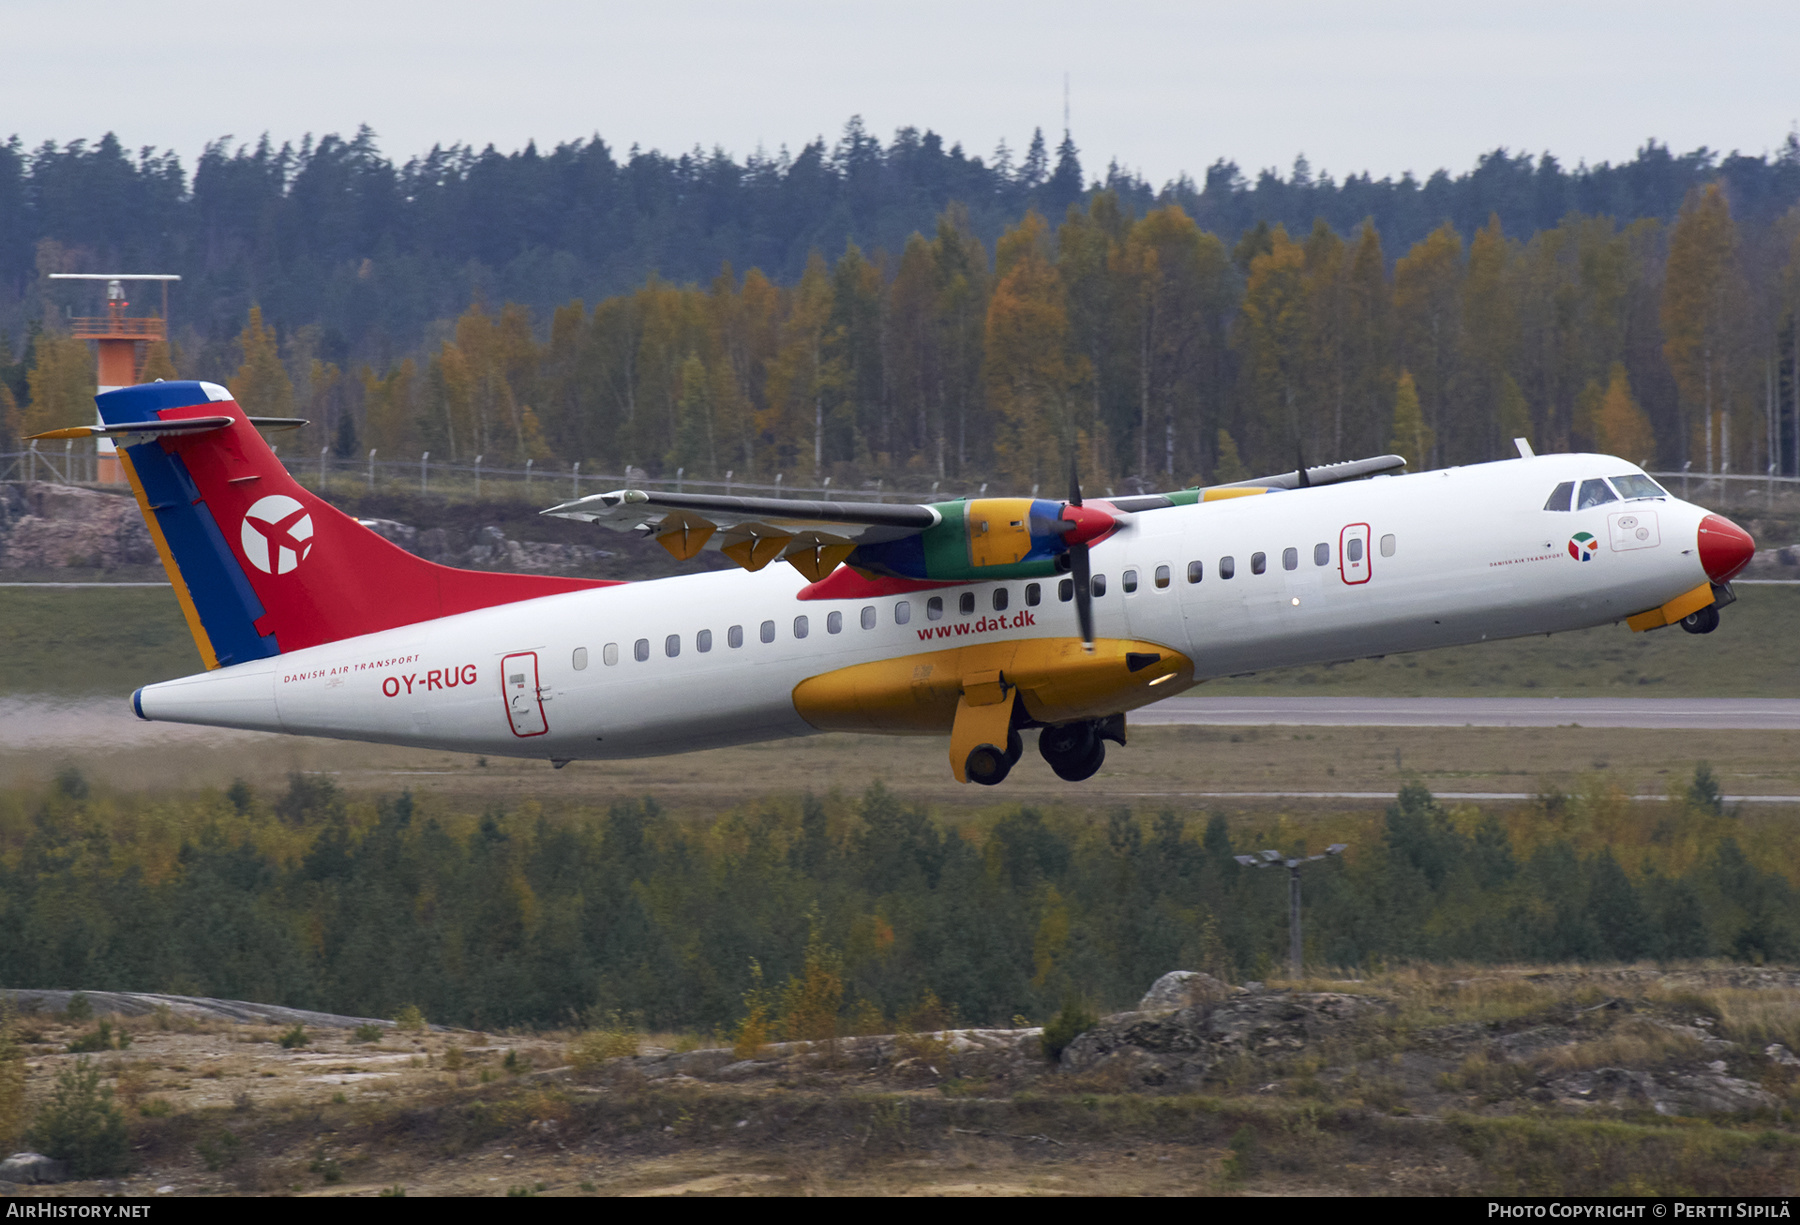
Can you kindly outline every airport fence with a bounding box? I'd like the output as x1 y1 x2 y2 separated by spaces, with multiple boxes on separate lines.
5 443 1800 519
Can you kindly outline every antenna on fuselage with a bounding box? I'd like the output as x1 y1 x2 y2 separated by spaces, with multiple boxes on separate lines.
1514 438 1536 459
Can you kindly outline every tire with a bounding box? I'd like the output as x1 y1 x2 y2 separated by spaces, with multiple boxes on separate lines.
1039 722 1105 782
1680 605 1720 635
1051 738 1106 782
965 743 1013 786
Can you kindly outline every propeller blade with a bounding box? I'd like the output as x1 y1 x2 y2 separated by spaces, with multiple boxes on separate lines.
1068 451 1083 508
1296 444 1310 488
1070 540 1095 651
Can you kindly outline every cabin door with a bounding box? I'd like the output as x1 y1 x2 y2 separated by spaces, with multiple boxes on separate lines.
501 651 549 737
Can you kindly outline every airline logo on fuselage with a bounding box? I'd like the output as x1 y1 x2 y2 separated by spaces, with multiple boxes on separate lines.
242 495 315 574
1568 532 1599 562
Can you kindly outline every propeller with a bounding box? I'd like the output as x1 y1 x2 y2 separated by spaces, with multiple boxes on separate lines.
1064 453 1098 652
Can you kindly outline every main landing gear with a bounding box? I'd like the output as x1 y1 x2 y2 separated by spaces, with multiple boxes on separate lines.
1034 714 1128 783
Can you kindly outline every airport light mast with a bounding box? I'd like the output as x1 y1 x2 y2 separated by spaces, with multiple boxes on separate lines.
1234 843 1348 979
47 273 180 484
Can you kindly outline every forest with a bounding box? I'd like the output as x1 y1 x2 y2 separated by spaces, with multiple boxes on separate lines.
0 770 1792 1032
2 121 1799 491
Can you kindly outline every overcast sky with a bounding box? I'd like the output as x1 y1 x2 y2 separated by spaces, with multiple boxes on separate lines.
7 0 1798 186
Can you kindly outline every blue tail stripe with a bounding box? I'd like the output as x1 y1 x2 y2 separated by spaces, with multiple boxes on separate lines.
123 438 278 667
97 381 223 421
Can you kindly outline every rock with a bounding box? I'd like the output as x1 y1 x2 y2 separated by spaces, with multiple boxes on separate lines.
1062 991 1388 1087
0 484 156 570
0 1152 68 1184
1543 1066 1779 1116
1767 1043 1800 1067
1135 970 1232 1012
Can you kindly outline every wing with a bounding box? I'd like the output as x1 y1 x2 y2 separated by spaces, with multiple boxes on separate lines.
1105 454 1407 512
542 489 942 579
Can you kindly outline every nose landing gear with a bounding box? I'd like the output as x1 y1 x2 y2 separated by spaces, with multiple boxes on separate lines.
1680 605 1720 635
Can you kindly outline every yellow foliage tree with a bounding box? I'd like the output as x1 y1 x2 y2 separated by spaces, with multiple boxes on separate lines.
139 340 178 383
232 306 293 419
1389 370 1435 471
22 333 94 437
985 211 1083 489
1662 184 1740 473
1591 363 1656 464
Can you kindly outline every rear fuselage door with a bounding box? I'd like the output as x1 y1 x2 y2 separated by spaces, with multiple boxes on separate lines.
1339 523 1371 585
501 651 549 737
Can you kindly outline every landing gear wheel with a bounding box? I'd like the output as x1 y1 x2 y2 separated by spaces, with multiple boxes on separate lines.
1680 605 1720 635
965 743 1013 786
1039 722 1106 782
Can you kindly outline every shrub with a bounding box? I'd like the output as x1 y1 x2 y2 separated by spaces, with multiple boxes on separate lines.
393 1005 426 1034
30 1058 130 1178
0 1009 25 1151
66 1020 129 1053
1039 1000 1098 1062
352 1023 383 1044
63 993 93 1023
278 1023 309 1049
569 1026 639 1073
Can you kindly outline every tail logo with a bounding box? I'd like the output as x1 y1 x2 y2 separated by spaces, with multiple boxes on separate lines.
242 495 315 575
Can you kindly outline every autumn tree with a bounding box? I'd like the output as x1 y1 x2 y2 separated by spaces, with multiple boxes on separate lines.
985 211 1084 489
1389 370 1434 471
21 333 93 438
232 306 294 420
1663 184 1742 473
1393 224 1464 468
1591 363 1657 463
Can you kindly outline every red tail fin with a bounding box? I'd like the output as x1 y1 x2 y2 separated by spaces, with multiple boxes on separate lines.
102 380 613 666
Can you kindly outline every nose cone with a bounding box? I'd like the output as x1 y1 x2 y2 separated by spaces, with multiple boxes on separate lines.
1698 514 1755 583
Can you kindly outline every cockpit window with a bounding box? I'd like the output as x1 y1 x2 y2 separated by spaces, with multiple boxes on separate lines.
1544 481 1574 511
1577 478 1619 510
1610 473 1666 500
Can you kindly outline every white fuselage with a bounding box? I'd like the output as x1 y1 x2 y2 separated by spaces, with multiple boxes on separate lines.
135 454 1722 760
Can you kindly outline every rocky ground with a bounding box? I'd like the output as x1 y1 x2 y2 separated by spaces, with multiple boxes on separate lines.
6 965 1800 1196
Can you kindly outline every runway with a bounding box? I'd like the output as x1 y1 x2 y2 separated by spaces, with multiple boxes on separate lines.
1133 696 1800 731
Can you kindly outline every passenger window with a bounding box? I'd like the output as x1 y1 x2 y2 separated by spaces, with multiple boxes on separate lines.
1187 560 1203 583
861 605 876 630
894 601 911 625
634 638 650 662
1314 542 1329 566
927 596 944 621
665 634 680 658
760 620 775 644
793 615 809 639
1092 574 1107 598
1578 478 1619 509
1347 538 1364 562
959 591 975 615
993 588 1009 611
1220 556 1235 579
1155 565 1170 589
1059 578 1074 602
827 611 842 634
1025 582 1041 606
1122 569 1138 593
728 626 743 649
573 646 588 670
603 642 619 666
1251 552 1266 575
697 629 712 652
1380 534 1396 558
1282 548 1297 571
1544 481 1574 511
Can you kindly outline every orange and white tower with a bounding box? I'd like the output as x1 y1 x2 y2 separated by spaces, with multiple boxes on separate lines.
48 273 179 484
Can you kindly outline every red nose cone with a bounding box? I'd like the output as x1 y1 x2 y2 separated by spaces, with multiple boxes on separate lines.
1060 504 1116 547
1698 514 1755 583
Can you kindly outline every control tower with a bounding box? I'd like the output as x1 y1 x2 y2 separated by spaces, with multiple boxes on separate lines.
48 273 180 484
